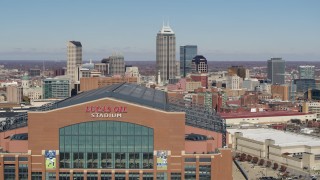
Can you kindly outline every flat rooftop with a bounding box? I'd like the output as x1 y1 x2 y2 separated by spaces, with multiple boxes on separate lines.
228 128 320 147
220 111 313 119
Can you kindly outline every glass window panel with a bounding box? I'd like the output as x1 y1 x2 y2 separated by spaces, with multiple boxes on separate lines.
106 121 114 135
148 153 153 169
120 136 127 152
79 136 86 152
79 123 86 135
60 152 65 168
72 124 78 135
60 136 65 152
65 126 71 135
59 121 154 169
65 136 71 151
114 122 120 135
100 121 107 135
93 122 100 135
135 125 142 135
142 126 148 135
93 136 100 152
65 153 70 168
128 136 135 152
106 136 113 152
100 136 107 152
135 136 142 152
86 136 93 152
87 152 98 168
72 136 79 152
86 122 92 135
141 136 148 152
101 153 107 168
149 128 154 136
114 136 121 152
121 122 127 135
127 123 135 135
78 152 84 168
73 153 79 168
106 153 113 168
148 136 153 152
60 128 65 135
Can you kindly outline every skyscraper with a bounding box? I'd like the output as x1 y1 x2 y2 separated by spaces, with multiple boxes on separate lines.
180 45 197 77
191 55 208 73
267 58 285 84
108 54 125 76
299 65 315 79
67 41 82 83
156 24 176 82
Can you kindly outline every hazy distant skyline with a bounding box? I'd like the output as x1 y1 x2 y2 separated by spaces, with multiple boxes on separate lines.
0 0 319 61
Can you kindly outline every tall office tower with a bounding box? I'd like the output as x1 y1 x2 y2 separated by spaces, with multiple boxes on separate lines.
267 58 285 84
299 65 315 79
108 54 125 76
6 85 23 104
156 24 176 82
67 41 82 83
191 55 208 73
180 45 197 77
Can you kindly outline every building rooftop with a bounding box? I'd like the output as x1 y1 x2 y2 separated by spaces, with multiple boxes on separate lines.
228 128 320 147
220 111 314 119
69 41 82 47
192 55 207 64
159 24 174 34
55 83 168 111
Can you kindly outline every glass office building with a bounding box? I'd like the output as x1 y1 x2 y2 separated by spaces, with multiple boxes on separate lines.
180 45 197 77
43 76 71 99
267 58 286 85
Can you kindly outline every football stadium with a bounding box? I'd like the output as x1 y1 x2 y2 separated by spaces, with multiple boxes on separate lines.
0 83 231 180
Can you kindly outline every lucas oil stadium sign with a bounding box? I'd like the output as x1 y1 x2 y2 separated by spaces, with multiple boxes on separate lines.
86 106 127 118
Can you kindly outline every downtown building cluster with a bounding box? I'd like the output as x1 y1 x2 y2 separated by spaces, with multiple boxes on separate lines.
0 24 233 180
1 22 320 180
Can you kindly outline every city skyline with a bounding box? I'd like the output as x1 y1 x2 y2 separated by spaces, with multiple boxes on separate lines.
0 0 320 61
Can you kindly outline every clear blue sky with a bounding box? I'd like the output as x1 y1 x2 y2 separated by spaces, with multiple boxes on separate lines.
0 0 319 61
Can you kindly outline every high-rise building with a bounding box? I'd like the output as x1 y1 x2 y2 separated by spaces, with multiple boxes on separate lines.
29 69 41 77
67 41 82 83
6 85 23 104
267 58 285 84
43 76 71 99
180 45 197 77
191 55 208 73
108 54 125 76
95 63 109 76
299 65 315 79
156 24 176 82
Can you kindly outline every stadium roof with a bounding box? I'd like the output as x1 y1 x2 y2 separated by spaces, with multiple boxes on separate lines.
53 83 168 111
228 128 320 147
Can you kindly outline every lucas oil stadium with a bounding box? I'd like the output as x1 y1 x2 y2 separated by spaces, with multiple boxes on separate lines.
0 83 231 180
